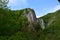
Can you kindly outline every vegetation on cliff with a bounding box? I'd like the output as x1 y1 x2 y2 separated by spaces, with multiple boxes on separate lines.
0 7 60 40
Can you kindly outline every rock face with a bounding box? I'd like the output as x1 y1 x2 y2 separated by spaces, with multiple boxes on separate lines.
23 8 38 30
39 19 45 29
47 16 55 27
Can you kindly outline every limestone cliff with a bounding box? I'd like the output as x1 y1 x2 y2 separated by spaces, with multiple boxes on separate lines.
22 8 46 30
23 8 38 31
23 8 37 24
39 19 45 29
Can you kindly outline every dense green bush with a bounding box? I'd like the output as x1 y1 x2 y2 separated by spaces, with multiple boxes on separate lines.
0 8 60 40
0 8 29 35
38 10 60 40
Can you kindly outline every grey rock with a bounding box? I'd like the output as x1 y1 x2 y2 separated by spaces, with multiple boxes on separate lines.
23 8 38 31
39 19 45 29
23 8 45 30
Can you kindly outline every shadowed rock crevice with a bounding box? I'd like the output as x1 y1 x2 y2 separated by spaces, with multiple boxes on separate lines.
23 8 38 31
39 19 45 29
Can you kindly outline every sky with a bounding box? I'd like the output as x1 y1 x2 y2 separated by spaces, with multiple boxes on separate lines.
7 0 60 18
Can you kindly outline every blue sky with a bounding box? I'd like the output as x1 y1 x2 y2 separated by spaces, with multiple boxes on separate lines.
7 0 60 18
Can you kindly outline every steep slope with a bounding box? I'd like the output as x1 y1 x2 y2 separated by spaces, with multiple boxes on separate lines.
0 8 39 35
38 10 60 40
0 8 60 40
39 10 60 27
23 8 38 31
0 8 40 40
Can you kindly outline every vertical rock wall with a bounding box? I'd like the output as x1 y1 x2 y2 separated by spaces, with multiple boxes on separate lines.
23 8 45 30
39 19 45 29
23 8 38 31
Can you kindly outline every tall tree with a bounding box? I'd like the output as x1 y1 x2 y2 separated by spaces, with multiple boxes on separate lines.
58 0 60 3
0 0 9 9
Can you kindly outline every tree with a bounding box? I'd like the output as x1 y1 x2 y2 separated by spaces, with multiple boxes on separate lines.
0 0 9 9
58 0 60 3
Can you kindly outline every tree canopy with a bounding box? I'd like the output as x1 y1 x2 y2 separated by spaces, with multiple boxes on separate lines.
58 0 60 3
0 0 9 9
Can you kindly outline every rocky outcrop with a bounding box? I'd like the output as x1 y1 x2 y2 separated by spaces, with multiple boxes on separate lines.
23 8 38 31
39 19 45 29
23 8 37 23
22 8 46 30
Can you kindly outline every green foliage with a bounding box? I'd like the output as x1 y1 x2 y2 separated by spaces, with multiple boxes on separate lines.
0 0 9 9
0 8 60 40
0 8 29 35
58 0 60 2
0 8 40 40
25 8 29 13
38 10 60 40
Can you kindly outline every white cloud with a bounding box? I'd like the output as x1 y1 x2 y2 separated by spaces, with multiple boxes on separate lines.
37 16 42 18
48 5 60 13
53 5 60 11
11 0 27 5
37 5 60 18
7 0 28 9
9 0 28 5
